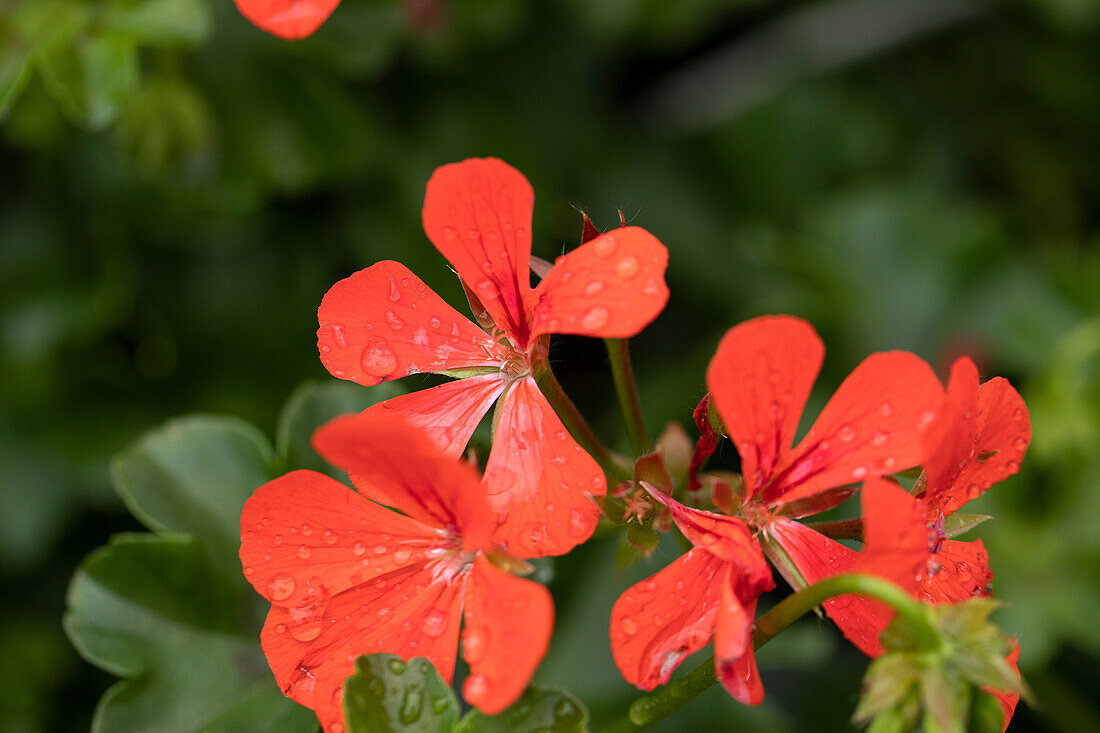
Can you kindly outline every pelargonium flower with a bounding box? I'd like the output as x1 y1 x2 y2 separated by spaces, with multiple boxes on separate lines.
772 355 1029 728
233 0 341 39
240 411 555 733
610 477 926 705
610 314 944 703
316 157 669 556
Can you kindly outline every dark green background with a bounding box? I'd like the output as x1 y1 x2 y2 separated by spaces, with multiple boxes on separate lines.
2 0 1099 730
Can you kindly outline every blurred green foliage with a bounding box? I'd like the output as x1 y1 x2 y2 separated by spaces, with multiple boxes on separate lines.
2 0 1099 730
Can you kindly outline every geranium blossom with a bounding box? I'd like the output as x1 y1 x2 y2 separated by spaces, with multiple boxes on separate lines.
233 0 341 39
316 157 669 556
239 412 555 732
611 314 945 702
773 355 1029 727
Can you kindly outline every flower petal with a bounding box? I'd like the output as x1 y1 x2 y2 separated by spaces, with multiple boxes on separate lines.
922 539 993 604
461 554 554 714
706 316 824 499
484 377 605 557
769 478 928 657
644 488 771 582
715 567 764 705
317 261 503 387
610 549 726 690
422 158 535 345
528 226 669 339
769 518 889 657
240 470 441 610
764 351 943 509
313 412 493 548
923 358 1030 516
988 642 1020 732
261 564 467 733
233 0 340 39
360 374 507 458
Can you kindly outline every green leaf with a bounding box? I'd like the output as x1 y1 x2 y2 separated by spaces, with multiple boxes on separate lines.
943 513 993 539
63 533 315 733
454 686 589 733
276 379 404 475
104 0 212 45
110 415 275 575
344 654 460 733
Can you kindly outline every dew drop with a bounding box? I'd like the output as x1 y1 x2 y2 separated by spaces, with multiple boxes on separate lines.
388 276 401 301
290 621 321 642
422 610 446 638
966 483 981 499
274 623 287 634
373 543 388 555
385 310 404 331
955 562 972 581
399 689 423 724
852 466 868 480
331 324 348 348
615 255 640 278
475 278 500 299
581 306 610 330
352 542 366 556
620 616 638 635
432 696 452 714
584 280 605 296
593 235 616 257
1006 459 1020 472
871 429 889 446
324 530 338 545
388 658 407 675
267 573 295 601
360 337 398 378
297 545 312 560
1013 408 1025 421
394 548 411 564
569 507 592 538
463 674 489 704
463 625 488 663
273 534 283 545
1014 437 1027 452
837 425 855 442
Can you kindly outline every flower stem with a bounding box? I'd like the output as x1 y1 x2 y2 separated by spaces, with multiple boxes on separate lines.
535 363 632 482
605 338 651 456
598 574 938 732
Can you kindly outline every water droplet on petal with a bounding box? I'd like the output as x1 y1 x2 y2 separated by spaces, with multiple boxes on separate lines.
593 235 616 257
615 256 640 277
584 280 605 296
422 610 446 638
373 543 388 555
464 674 490 705
394 548 411 564
475 278 500 299
297 545 311 560
360 337 397 378
1006 459 1020 472
871 429 889 446
852 466 868 480
966 483 981 499
274 623 287 634
351 542 366 556
273 534 283 545
463 625 488 663
290 621 321 642
955 562 972 581
837 425 855 442
621 616 638 635
385 310 404 331
267 573 295 601
323 530 338 545
581 306 610 330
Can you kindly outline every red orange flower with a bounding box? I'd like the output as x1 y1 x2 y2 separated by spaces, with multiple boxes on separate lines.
316 157 669 556
233 0 341 39
611 314 945 703
239 412 555 733
771 355 1029 728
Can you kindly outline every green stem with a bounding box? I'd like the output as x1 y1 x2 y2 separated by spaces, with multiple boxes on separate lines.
535 364 632 482
605 338 651 456
598 574 938 732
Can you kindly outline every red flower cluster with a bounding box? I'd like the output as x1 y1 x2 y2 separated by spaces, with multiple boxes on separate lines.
238 159 1028 732
241 412 554 732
